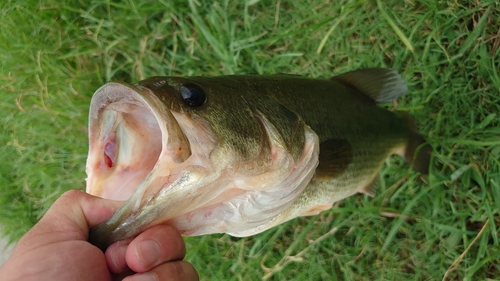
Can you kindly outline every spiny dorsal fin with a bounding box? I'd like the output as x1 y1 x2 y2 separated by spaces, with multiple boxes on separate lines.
315 139 352 179
332 68 408 103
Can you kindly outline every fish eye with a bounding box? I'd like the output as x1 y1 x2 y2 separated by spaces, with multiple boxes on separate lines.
179 83 206 107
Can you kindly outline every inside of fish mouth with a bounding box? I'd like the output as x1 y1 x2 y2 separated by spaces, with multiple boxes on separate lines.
98 101 164 201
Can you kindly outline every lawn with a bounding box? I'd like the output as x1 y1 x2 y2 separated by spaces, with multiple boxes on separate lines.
1 0 499 280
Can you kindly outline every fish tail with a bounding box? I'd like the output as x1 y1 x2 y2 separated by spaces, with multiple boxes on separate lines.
401 112 432 174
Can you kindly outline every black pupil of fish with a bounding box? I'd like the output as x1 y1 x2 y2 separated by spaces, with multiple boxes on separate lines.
180 84 206 107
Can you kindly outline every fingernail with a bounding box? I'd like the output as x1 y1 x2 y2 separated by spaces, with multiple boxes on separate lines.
136 239 161 266
127 272 158 281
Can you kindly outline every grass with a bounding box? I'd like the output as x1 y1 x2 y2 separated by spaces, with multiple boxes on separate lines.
1 0 499 280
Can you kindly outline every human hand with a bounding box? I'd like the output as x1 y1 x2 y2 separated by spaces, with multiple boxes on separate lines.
0 190 199 281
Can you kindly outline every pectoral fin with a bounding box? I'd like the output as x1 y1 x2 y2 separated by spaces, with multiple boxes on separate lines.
359 174 379 197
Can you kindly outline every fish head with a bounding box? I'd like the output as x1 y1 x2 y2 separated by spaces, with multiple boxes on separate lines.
86 76 319 249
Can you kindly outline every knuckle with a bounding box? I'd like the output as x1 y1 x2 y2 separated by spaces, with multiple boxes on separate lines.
53 189 86 209
59 189 85 201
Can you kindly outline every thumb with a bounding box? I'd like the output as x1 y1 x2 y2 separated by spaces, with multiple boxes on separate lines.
18 190 122 249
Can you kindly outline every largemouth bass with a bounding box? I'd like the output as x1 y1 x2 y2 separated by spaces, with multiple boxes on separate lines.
86 68 432 250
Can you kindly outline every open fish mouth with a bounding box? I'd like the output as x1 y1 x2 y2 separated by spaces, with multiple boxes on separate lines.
87 84 162 201
85 82 199 202
86 80 319 250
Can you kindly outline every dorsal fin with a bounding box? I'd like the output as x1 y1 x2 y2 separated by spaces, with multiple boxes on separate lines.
332 68 408 103
314 139 352 179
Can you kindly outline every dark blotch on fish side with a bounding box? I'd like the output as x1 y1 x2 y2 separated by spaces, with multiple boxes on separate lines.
315 139 353 179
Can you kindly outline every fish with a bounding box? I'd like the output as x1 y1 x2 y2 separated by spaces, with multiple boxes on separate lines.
86 68 432 250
